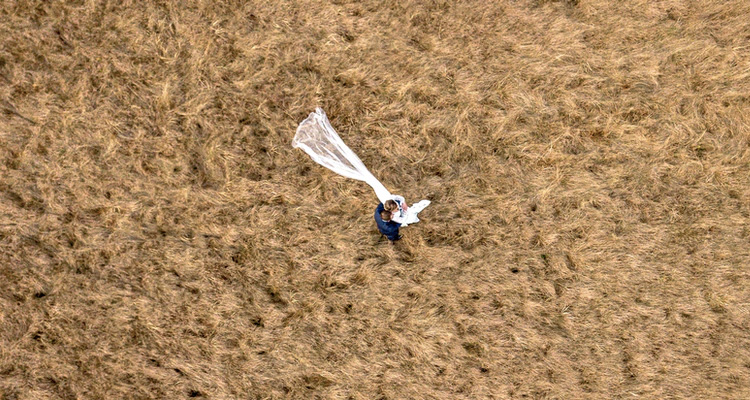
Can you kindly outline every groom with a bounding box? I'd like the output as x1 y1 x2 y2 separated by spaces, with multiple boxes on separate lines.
375 202 402 244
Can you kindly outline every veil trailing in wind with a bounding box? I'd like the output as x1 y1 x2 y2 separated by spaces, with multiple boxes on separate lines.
292 108 430 226
292 108 392 204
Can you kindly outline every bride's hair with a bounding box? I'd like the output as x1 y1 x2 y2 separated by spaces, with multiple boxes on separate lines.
384 199 398 211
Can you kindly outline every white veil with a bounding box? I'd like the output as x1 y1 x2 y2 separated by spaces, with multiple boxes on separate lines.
292 108 392 204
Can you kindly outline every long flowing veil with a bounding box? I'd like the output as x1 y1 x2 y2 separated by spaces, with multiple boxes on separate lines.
292 108 392 204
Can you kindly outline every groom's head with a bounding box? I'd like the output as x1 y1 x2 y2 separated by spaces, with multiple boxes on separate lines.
380 210 392 221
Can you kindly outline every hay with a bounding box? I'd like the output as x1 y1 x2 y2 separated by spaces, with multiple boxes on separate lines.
1 0 749 398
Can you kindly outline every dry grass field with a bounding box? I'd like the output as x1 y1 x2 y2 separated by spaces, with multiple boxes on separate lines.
1 0 750 398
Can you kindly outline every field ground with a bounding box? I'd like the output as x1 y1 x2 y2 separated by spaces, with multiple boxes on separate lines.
1 0 750 398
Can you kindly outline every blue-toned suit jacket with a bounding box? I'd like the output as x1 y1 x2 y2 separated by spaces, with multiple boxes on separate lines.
374 203 401 240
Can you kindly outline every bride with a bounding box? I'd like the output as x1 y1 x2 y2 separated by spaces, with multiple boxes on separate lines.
292 108 430 227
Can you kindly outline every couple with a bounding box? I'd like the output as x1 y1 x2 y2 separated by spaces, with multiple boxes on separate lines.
374 195 431 244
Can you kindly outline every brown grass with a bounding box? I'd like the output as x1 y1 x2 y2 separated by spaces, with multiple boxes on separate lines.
2 0 750 398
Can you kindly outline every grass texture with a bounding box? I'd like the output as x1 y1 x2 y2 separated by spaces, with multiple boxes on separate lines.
1 0 749 398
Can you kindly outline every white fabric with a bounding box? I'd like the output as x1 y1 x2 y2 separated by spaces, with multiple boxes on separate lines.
389 195 407 225
293 108 431 225
292 108 392 204
400 200 431 226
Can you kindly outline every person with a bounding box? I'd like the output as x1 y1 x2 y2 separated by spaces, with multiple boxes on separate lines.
374 202 402 244
384 195 408 225
385 195 430 227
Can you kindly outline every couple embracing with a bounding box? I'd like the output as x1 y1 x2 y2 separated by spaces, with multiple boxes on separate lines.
374 195 430 244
